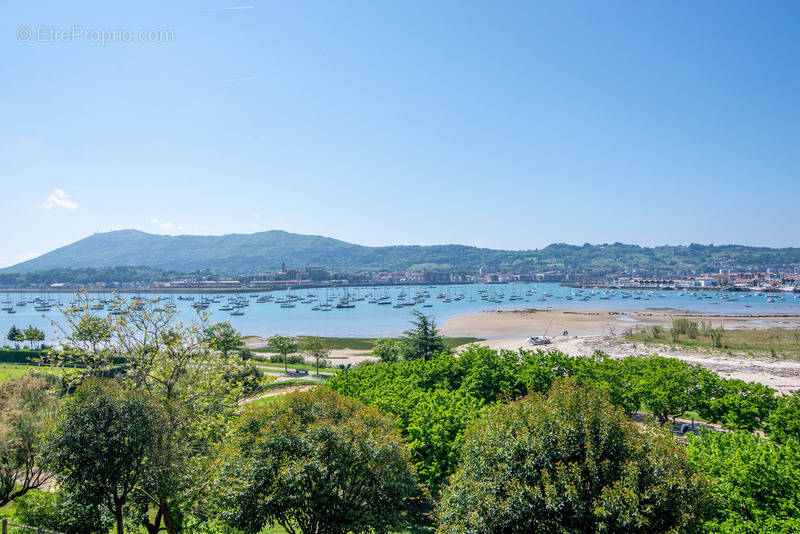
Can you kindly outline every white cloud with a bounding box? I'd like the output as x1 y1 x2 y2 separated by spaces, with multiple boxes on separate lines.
40 189 78 210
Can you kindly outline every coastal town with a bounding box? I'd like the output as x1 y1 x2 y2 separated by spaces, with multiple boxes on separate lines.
3 262 798 293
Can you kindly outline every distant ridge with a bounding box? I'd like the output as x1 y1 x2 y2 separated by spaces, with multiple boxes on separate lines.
3 229 800 274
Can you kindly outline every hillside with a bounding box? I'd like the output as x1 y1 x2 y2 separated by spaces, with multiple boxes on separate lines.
3 230 799 274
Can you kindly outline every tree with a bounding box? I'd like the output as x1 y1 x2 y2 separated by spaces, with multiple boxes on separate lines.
768 389 800 443
698 378 777 432
204 321 244 357
7 325 24 348
219 388 419 534
267 335 299 373
0 375 59 507
12 489 113 534
634 355 711 423
436 378 705 533
47 293 257 534
688 430 800 533
301 336 330 375
406 389 483 492
401 311 445 361
42 380 161 534
23 325 45 350
372 338 402 363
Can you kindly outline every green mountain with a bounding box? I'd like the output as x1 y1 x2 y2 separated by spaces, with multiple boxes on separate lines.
3 230 799 275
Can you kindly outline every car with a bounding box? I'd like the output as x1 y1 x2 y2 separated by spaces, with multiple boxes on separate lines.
526 336 551 346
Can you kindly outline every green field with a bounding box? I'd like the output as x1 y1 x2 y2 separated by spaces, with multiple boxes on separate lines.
257 363 335 374
254 336 483 352
625 326 800 359
0 364 69 382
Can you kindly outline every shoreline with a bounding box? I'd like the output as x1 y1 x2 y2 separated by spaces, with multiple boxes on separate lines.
441 308 800 393
440 308 800 339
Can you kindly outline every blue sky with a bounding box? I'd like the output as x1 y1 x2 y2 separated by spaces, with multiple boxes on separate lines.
2 1 798 267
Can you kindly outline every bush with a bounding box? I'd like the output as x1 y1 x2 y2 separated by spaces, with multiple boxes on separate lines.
436 378 705 533
13 489 113 534
373 338 403 363
672 318 699 338
768 389 800 443
0 348 46 364
688 431 800 533
268 353 304 365
650 325 664 339
697 378 777 431
710 326 724 348
218 388 419 534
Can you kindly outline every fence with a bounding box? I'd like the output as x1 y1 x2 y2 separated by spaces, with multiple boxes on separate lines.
1 518 64 534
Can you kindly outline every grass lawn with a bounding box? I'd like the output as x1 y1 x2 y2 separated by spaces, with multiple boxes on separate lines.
0 366 30 381
0 364 72 382
255 361 335 374
625 326 800 359
253 336 483 352
257 523 433 533
262 378 322 391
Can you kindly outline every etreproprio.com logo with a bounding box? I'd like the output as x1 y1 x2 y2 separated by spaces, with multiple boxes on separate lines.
17 25 174 45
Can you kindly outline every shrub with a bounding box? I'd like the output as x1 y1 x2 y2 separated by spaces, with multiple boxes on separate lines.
218 388 419 534
436 378 705 533
670 327 680 343
688 431 800 533
710 326 724 348
651 325 664 339
768 389 800 443
13 489 112 534
268 353 304 365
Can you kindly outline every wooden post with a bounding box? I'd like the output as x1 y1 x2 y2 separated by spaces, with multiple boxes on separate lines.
2 518 7 534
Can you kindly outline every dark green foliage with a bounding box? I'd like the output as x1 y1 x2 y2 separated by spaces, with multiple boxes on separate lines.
12 489 113 534
330 347 782 495
267 353 304 365
688 431 800 533
0 265 207 285
0 348 46 364
767 389 800 443
436 378 705 533
42 380 161 534
632 355 713 422
22 326 45 350
266 335 299 373
697 378 778 431
6 325 24 348
406 389 484 490
328 348 515 491
401 311 446 361
219 388 418 534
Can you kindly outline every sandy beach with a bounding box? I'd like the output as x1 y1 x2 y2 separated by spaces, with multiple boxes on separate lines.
443 309 800 393
441 308 800 338
245 308 800 392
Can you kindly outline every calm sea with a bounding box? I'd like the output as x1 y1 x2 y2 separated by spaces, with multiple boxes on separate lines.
1 283 798 342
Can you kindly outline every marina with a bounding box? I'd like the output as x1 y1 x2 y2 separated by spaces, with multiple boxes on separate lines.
2 283 798 341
